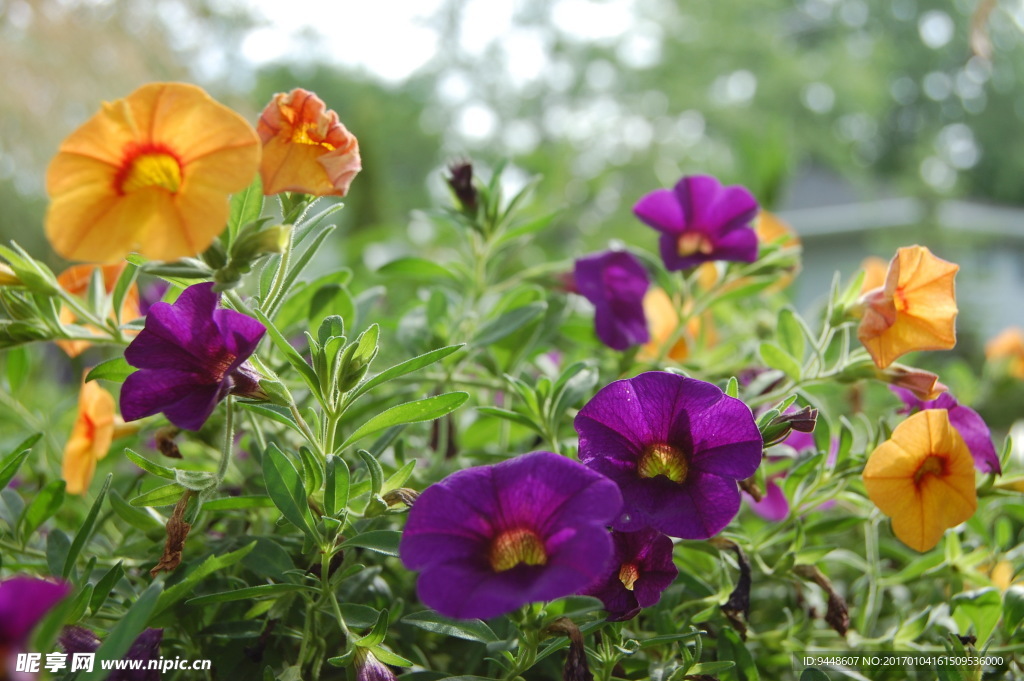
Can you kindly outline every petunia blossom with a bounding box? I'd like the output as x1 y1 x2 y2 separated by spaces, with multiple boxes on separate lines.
582 528 678 621
55 263 141 357
400 451 622 620
986 327 1024 380
633 175 759 271
46 82 261 263
1 576 71 681
257 88 362 197
353 648 397 681
120 282 266 431
575 372 763 539
574 251 650 351
60 626 162 681
856 245 958 369
63 379 136 495
636 288 716 362
890 386 1001 475
863 409 977 552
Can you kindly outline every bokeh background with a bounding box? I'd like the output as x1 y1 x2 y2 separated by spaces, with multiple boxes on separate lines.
3 0 1023 350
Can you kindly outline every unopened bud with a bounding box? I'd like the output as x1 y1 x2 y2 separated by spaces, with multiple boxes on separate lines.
446 161 478 215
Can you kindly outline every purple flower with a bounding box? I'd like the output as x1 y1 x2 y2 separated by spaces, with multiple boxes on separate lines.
1 577 70 679
400 451 622 620
583 529 678 621
574 251 650 351
60 626 162 681
633 175 759 271
354 648 397 681
121 283 266 431
575 372 762 539
891 387 1001 474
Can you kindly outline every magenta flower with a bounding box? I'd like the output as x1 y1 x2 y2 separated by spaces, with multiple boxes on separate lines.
575 372 763 539
891 387 1001 474
1 576 70 679
633 175 759 271
574 251 650 351
583 529 678 621
121 283 266 431
400 451 622 619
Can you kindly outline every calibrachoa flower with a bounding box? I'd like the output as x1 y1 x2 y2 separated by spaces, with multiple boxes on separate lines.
399 451 622 619
120 282 266 431
633 175 759 271
575 372 763 539
582 528 678 621
863 409 977 552
257 88 362 197
986 327 1024 380
353 648 398 681
55 263 141 357
636 288 717 362
859 256 889 293
0 576 70 680
45 82 261 263
60 627 163 681
856 245 958 369
64 379 136 495
891 386 1001 474
574 251 650 350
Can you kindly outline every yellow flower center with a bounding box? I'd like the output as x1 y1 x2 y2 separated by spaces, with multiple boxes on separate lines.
119 151 183 194
638 443 689 483
677 232 715 257
618 562 640 591
913 454 947 486
489 528 547 572
290 123 336 150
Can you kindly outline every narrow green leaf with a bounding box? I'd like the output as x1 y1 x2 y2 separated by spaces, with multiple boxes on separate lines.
759 342 802 382
85 357 135 384
377 257 457 281
324 455 350 518
129 483 185 508
340 392 469 450
185 583 314 606
262 444 318 541
800 670 831 681
368 647 414 667
473 302 546 346
5 346 29 392
90 561 125 614
109 489 163 532
46 530 71 578
151 542 257 619
202 495 277 511
777 307 806 362
476 406 540 432
354 608 389 648
340 530 401 556
353 344 462 399
357 449 384 496
111 262 140 325
401 611 499 643
0 434 39 489
252 308 321 397
382 459 416 494
21 479 65 538
63 474 111 579
124 447 176 480
228 174 265 241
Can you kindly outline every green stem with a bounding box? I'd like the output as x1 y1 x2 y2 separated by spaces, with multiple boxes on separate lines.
216 397 234 483
289 401 325 457
262 227 295 318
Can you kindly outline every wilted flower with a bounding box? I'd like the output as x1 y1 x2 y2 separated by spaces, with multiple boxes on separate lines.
60 626 163 681
63 379 136 495
353 648 397 681
400 451 622 619
55 263 141 357
863 409 977 552
257 88 361 197
583 529 678 621
575 372 763 539
1 576 70 680
120 283 266 431
633 175 759 271
986 327 1024 380
574 251 650 351
856 245 958 369
45 82 260 263
891 387 1001 475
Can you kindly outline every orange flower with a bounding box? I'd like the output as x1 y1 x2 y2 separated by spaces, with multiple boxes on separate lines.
46 82 261 263
257 89 361 197
985 327 1024 379
856 245 958 369
63 381 115 495
859 256 889 293
637 288 715 361
863 409 977 552
55 263 140 357
755 210 800 250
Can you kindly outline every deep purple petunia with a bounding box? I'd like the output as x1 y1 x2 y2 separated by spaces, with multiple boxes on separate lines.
1 576 70 679
574 251 650 351
891 386 1001 474
400 451 623 620
120 282 266 431
575 372 763 539
583 528 678 621
60 626 163 681
633 175 759 271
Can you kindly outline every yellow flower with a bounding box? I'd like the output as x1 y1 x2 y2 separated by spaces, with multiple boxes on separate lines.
863 409 977 552
637 288 716 362
63 380 116 495
985 327 1024 380
46 82 261 263
856 245 958 369
54 263 140 357
257 88 362 197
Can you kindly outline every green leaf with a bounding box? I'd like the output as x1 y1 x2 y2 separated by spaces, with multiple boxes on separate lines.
202 495 277 511
382 459 416 494
5 346 29 392
354 608 389 648
252 308 321 397
401 610 499 643
952 587 1002 644
339 392 469 450
352 344 462 399
777 307 807 361
476 406 540 432
90 561 125 614
0 433 40 489
800 670 831 681
20 479 65 538
341 530 401 556
689 661 736 675
124 448 177 480
85 357 135 384
368 646 414 667
228 174 265 241
473 302 546 346
151 542 257 619
46 530 71 578
129 483 185 508
267 224 337 317
759 342 802 382
725 376 740 398
324 455 350 517
109 489 163 532
63 474 111 579
377 257 457 281
1004 585 1024 633
111 262 140 325
357 449 384 496
262 444 318 541
185 583 314 606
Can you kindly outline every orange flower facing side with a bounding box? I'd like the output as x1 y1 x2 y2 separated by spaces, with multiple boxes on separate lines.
863 409 977 552
856 245 958 369
985 327 1024 380
859 256 889 293
55 264 140 357
63 381 116 495
637 288 716 362
257 89 362 197
46 82 261 263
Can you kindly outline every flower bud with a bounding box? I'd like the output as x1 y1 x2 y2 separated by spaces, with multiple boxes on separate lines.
354 648 397 681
